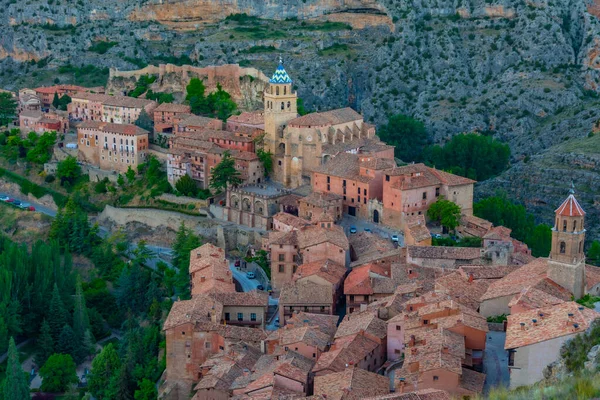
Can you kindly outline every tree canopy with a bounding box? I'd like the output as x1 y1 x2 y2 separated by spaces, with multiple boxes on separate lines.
186 78 237 121
175 174 198 197
3 337 29 400
378 114 428 163
52 93 72 111
256 149 273 178
427 196 461 232
0 92 17 127
209 151 242 192
39 353 79 393
56 156 82 186
424 133 510 181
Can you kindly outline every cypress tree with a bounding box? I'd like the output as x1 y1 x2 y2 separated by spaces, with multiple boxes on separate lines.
73 278 91 362
48 284 67 343
35 319 54 367
3 337 29 400
57 324 76 359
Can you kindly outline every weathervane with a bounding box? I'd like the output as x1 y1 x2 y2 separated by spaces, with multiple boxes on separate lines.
569 181 575 195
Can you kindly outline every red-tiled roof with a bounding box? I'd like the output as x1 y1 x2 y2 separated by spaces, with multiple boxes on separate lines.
505 301 600 349
154 102 191 113
288 107 362 127
294 259 347 285
555 194 585 217
314 368 390 400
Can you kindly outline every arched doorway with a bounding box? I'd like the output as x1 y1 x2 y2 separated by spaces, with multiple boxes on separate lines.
373 210 380 224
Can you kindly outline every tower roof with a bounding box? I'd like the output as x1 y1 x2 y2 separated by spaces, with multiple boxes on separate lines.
269 59 293 84
555 194 585 217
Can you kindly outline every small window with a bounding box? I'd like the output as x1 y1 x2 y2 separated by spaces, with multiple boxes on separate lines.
279 265 285 273
422 192 427 200
313 353 316 358
251 313 257 322
435 187 440 197
433 376 439 381
205 342 211 349
278 254 285 262
237 313 243 321
560 241 566 254
386 175 390 182
182 331 186 335
396 325 401 331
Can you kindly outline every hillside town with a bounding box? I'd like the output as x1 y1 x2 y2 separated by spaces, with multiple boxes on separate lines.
1 59 600 400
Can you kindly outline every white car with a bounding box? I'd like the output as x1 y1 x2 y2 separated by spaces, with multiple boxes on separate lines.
391 234 399 243
0 196 9 202
246 271 256 279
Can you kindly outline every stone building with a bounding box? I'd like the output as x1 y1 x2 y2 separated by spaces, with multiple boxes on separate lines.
262 59 385 188
153 103 191 134
404 215 432 246
176 114 223 133
224 184 290 230
382 163 475 229
298 191 343 222
77 121 150 173
279 281 334 324
18 89 41 112
189 244 235 295
35 84 103 109
19 110 68 134
548 191 587 299
68 92 157 124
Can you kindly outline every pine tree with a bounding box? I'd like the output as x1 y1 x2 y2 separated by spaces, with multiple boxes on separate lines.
52 92 60 109
35 319 54 367
72 278 91 362
107 364 134 400
2 337 29 400
48 284 67 343
209 151 242 192
57 324 76 358
89 343 121 400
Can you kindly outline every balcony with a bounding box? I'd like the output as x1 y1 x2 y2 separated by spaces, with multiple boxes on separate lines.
224 319 263 326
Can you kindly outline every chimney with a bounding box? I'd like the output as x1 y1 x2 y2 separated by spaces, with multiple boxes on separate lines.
573 323 580 331
468 273 474 283
389 374 395 393
520 322 525 331
538 312 544 319
200 276 206 282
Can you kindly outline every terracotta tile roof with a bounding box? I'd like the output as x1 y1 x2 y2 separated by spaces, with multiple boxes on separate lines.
189 243 235 294
407 246 482 261
278 194 303 208
458 265 521 280
344 263 390 295
280 282 333 305
179 114 223 128
322 136 389 156
459 368 486 394
288 107 362 127
313 153 364 181
312 333 379 374
555 193 585 217
349 232 396 257
480 258 572 302
335 310 387 340
406 215 431 242
428 168 476 186
300 191 343 206
508 287 566 311
266 230 298 247
397 298 488 333
360 156 396 170
209 290 269 307
227 111 265 125
286 312 339 337
385 163 475 188
363 389 451 400
20 110 42 118
189 243 227 273
297 224 349 251
505 301 600 349
274 212 311 230
194 344 262 392
586 265 600 290
314 367 390 400
274 326 333 351
163 294 223 330
294 259 347 285
212 324 267 343
154 102 191 113
434 271 490 310
483 226 512 240
71 91 155 108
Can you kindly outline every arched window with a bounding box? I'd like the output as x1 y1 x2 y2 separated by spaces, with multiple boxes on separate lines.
563 220 567 232
287 101 291 109
281 102 285 110
284 86 287 95
276 86 280 96
556 218 559 229
573 220 577 232
560 241 566 254
579 241 583 253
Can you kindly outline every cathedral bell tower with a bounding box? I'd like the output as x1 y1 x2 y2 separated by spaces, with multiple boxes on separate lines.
547 187 586 299
263 58 298 185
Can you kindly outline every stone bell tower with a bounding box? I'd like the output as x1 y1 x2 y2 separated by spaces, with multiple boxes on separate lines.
547 187 586 299
263 57 298 185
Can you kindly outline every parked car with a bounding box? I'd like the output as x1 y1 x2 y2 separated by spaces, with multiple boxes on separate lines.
349 226 357 234
0 195 9 202
364 227 372 232
234 259 241 267
5 198 15 203
18 202 30 209
246 271 256 279
12 200 21 206
257 284 264 291
391 234 399 243
27 206 36 212
431 233 442 239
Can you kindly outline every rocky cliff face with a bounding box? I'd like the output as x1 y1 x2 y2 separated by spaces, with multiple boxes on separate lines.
1 0 600 238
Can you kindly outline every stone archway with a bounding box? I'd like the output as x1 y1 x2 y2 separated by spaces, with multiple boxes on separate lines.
373 210 380 224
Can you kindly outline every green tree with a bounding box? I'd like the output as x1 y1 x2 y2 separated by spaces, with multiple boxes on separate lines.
588 241 600 266
206 83 237 121
378 114 428 162
35 320 55 367
175 174 198 197
297 98 308 116
186 77 206 102
172 222 201 298
26 131 57 164
57 94 72 111
210 151 241 192
527 224 552 257
57 324 76 358
256 149 273 178
424 133 510 181
39 353 79 393
73 278 91 363
245 249 271 279
48 284 68 343
0 92 17 127
134 109 153 133
107 364 134 400
52 93 61 109
2 337 29 400
56 156 81 186
427 196 461 232
125 166 136 184
89 343 121 400
134 378 157 400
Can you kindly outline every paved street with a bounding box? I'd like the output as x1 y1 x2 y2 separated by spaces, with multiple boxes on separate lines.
483 331 510 393
340 215 404 246
0 189 57 217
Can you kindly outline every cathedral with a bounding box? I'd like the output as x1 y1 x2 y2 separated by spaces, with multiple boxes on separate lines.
263 59 384 188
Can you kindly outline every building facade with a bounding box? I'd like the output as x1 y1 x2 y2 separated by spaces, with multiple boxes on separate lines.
68 92 157 124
